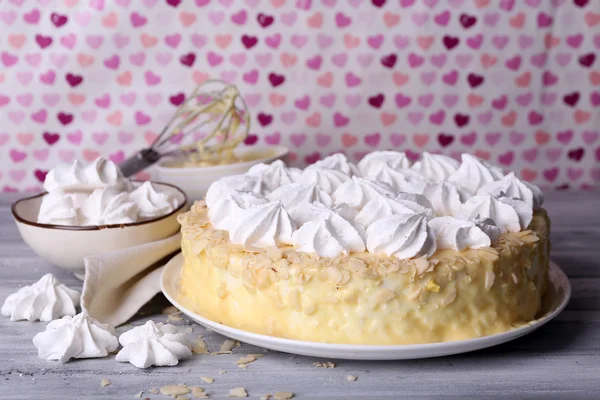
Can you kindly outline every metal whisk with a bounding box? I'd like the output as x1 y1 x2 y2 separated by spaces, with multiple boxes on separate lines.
118 79 250 177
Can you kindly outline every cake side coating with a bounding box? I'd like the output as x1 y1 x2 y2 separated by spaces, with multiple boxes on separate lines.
177 202 550 345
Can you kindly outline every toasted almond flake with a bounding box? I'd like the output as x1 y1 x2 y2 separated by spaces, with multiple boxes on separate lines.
235 355 257 365
227 387 248 397
247 353 265 358
426 279 441 293
214 339 236 354
200 376 214 384
101 378 111 388
193 339 209 354
162 305 179 314
511 272 519 284
161 385 191 397
313 361 336 368
134 392 143 398
238 364 247 369
375 288 396 304
484 270 496 291
413 257 432 276
150 388 160 394
346 375 357 382
274 392 294 399
190 387 206 398
260 395 272 400
441 288 457 306
169 314 184 322
325 266 343 284
521 235 539 243
407 287 422 301
219 370 227 375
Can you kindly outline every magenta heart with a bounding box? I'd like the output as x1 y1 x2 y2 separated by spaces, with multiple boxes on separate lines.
144 71 161 85
466 34 483 50
319 93 336 108
108 151 125 164
294 95 310 110
434 10 450 26
290 34 308 49
35 34 52 49
164 33 181 48
364 133 381 148
442 70 458 85
135 111 151 125
408 53 424 68
94 94 111 109
582 130 599 145
23 9 40 24
43 131 60 145
57 112 73 125
103 55 120 69
492 35 509 50
491 95 508 110
566 33 584 48
389 133 406 147
50 12 68 27
522 148 538 163
130 12 147 27
265 33 282 49
516 92 533 107
530 53 547 68
265 132 281 145
429 110 445 125
1 52 18 67
31 109 47 123
590 92 600 107
367 34 384 49
485 132 501 146
67 130 82 145
567 148 584 162
257 113 273 127
528 111 544 125
333 112 350 127
179 52 196 67
290 133 307 147
316 133 332 147
243 69 259 85
10 149 27 162
335 12 351 27
484 12 500 27
460 132 476 146
268 72 285 87
537 12 553 27
509 131 525 145
345 72 362 87
438 133 454 147
557 130 573 144
395 93 412 108
418 94 434 108
442 94 458 108
332 53 348 68
380 54 397 69
306 55 322 70
505 55 522 70
498 151 514 166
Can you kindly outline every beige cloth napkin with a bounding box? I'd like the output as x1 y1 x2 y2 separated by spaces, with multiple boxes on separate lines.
81 233 181 327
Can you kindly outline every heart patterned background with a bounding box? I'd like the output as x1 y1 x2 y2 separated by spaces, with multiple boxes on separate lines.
0 0 599 192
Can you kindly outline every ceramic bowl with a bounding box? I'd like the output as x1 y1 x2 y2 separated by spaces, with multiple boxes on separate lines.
154 145 289 201
11 181 187 280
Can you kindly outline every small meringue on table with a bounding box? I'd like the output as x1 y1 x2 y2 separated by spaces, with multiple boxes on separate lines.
115 320 192 368
32 312 118 363
1 273 80 322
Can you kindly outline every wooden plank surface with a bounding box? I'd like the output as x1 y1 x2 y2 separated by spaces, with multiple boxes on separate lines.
0 191 599 399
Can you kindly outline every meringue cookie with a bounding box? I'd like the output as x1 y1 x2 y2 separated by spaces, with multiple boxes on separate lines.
422 180 468 217
1 273 80 322
411 152 460 183
477 172 544 209
205 174 263 209
267 183 333 216
357 151 411 177
458 195 525 233
363 163 429 194
332 176 395 209
44 157 130 193
297 166 350 194
33 313 118 363
366 213 437 259
129 181 178 219
355 195 434 228
115 321 192 368
448 154 504 195
225 200 296 247
312 153 358 176
246 160 298 193
81 187 138 225
428 216 491 251
291 204 366 258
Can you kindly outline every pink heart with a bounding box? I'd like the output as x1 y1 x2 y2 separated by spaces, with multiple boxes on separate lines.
332 53 348 68
357 53 374 68
461 132 476 146
430 53 447 68
545 149 561 164
17 72 33 86
118 131 134 144
411 12 428 27
265 132 281 145
0 133 9 146
135 111 151 125
220 70 236 83
420 71 436 86
510 131 525 145
478 111 493 125
120 92 136 106
67 130 82 145
145 93 162 106
60 34 77 49
207 52 224 67
245 93 261 107
522 148 538 163
33 149 49 162
155 53 171 66
556 130 573 144
333 112 349 127
75 11 92 26
25 53 41 68
208 11 225 25
109 151 125 164
113 33 129 49
364 133 381 147
291 34 308 49
316 133 332 147
344 94 362 108
243 69 259 85
82 109 97 123
281 11 297 26
389 133 406 147
290 133 307 147
191 34 207 48
16 94 33 107
486 132 502 146
50 53 68 68
418 94 434 108
31 109 47 123
582 130 599 145
229 53 246 67
86 35 104 49
317 34 333 49
280 111 296 125
294 95 310 110
319 93 336 108
442 94 459 108
407 112 424 125
10 149 27 162
10 170 26 182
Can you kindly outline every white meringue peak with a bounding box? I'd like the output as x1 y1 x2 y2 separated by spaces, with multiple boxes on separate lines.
291 204 366 258
332 176 395 209
428 216 491 251
82 187 138 225
357 151 411 177
205 174 263 209
44 157 130 193
1 273 80 322
363 163 429 194
458 195 525 233
297 166 350 194
477 172 544 209
312 153 358 176
129 181 178 219
226 200 296 247
411 152 460 183
267 183 333 215
448 154 504 195
246 160 298 193
422 180 468 217
32 313 118 363
208 190 268 232
366 213 437 259
115 321 192 369
355 195 434 228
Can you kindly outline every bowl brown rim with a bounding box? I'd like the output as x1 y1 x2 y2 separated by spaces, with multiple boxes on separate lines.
11 180 188 231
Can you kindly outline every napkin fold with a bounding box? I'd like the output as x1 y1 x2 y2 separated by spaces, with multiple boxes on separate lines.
81 233 181 327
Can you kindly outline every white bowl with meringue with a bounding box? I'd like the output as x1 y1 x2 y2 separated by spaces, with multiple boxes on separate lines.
12 158 187 279
154 145 289 201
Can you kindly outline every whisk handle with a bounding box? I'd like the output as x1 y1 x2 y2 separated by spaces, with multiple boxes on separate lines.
119 149 162 177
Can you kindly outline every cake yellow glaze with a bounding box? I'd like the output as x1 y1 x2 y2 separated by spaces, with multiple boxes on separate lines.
177 202 550 345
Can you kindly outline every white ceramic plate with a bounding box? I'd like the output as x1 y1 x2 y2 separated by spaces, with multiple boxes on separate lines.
161 254 570 360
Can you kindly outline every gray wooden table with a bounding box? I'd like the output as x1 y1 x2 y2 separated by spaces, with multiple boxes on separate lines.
0 192 599 399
